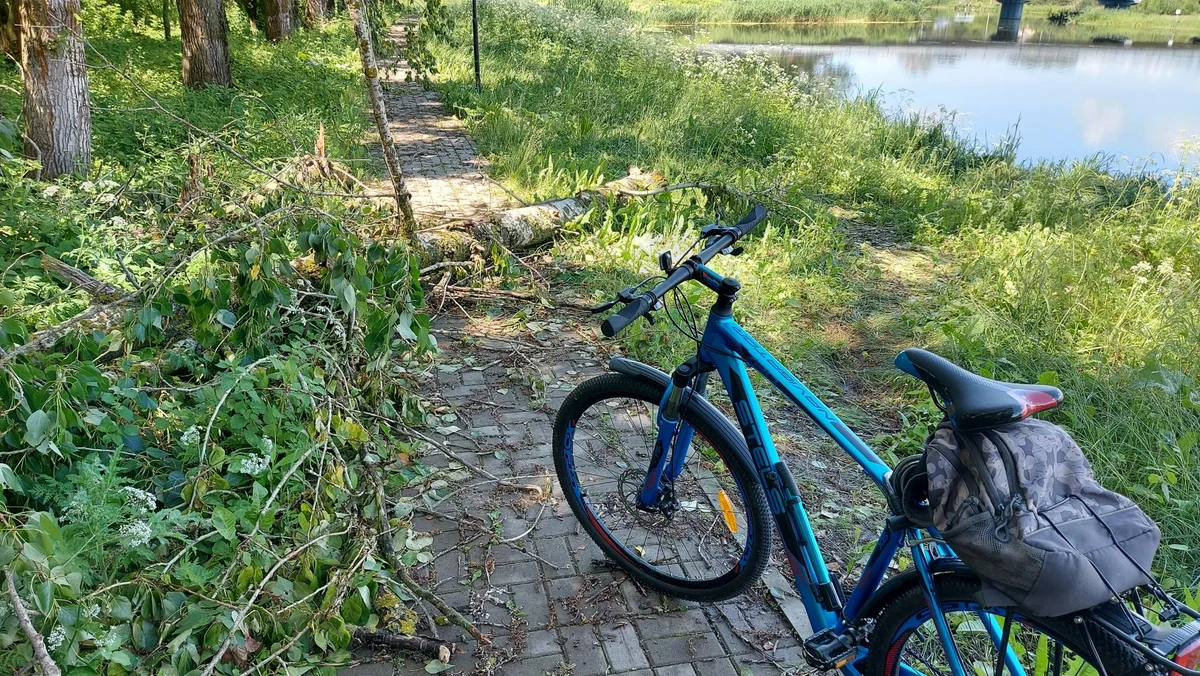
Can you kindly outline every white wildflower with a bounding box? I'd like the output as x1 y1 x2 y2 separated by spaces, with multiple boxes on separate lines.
120 520 153 548
1003 280 1018 296
98 193 117 205
46 625 67 651
1134 276 1149 286
241 454 270 476
1130 261 1153 275
109 216 128 228
82 603 101 620
98 179 120 191
102 628 121 650
261 437 274 455
180 426 201 447
80 180 96 192
41 185 61 199
1157 258 1175 276
120 486 157 513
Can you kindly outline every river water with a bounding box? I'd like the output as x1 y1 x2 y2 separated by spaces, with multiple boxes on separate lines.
677 14 1200 172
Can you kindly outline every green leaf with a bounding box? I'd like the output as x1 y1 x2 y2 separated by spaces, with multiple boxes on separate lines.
24 409 54 448
212 506 238 541
215 309 237 329
1034 632 1049 676
0 463 23 494
110 596 134 621
425 659 454 674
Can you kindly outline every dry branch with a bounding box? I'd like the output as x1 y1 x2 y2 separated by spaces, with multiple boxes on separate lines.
41 255 125 301
346 0 417 240
4 567 62 676
353 630 454 660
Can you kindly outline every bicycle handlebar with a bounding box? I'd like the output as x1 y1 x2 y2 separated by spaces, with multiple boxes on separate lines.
600 205 767 338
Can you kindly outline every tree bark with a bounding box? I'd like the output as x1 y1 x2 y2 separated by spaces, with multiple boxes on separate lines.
161 0 171 40
302 0 325 27
178 0 232 88
232 0 259 31
5 568 62 676
263 0 294 40
0 0 20 63
347 0 417 242
20 0 90 178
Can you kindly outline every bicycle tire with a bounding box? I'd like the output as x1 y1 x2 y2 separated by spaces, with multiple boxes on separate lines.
865 572 1149 676
552 372 773 602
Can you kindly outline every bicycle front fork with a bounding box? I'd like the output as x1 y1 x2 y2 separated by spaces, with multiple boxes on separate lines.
638 362 707 509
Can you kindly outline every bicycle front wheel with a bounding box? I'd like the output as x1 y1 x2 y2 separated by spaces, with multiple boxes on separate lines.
552 372 772 602
865 573 1148 676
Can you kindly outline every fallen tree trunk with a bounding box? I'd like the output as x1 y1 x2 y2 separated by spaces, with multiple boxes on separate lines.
416 169 665 265
41 254 125 301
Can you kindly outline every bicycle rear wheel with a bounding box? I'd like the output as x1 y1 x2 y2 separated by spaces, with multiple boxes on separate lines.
552 372 772 602
865 573 1148 676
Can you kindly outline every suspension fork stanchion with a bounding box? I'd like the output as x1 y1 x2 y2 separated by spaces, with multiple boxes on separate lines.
910 534 969 676
638 362 697 508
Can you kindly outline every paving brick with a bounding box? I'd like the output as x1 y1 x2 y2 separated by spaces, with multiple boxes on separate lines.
505 653 568 675
655 665 699 676
694 658 741 676
559 624 608 676
534 536 576 578
599 622 650 672
644 633 727 667
508 581 552 631
635 610 711 639
487 561 541 586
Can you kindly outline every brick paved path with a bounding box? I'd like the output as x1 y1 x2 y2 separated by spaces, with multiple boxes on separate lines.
343 315 810 676
379 27 512 222
345 33 814 674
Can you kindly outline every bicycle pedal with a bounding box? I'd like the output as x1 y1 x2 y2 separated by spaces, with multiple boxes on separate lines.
802 628 858 671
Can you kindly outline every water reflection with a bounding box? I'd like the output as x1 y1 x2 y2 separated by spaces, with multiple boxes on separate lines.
680 15 1200 170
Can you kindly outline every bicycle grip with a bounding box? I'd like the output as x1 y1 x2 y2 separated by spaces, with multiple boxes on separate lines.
601 295 653 338
734 204 768 237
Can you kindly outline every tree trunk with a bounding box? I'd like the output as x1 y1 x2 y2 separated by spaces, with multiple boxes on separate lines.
232 0 259 31
303 0 325 27
347 0 416 241
20 0 91 178
416 171 665 265
264 0 294 40
161 0 170 39
178 0 231 88
0 0 20 63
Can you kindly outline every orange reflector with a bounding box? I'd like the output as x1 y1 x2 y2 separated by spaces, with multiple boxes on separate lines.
717 490 738 534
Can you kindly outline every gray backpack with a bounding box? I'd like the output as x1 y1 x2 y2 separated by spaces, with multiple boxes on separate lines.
925 417 1161 617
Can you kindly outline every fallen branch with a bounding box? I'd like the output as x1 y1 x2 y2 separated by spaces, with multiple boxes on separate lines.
353 629 453 661
4 567 62 676
418 260 475 277
41 255 125 301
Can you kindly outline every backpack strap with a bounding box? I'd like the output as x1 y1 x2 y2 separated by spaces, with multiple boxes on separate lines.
982 431 1022 498
952 429 1005 515
927 422 978 504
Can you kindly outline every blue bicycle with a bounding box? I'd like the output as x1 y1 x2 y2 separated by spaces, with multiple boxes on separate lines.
553 206 1200 676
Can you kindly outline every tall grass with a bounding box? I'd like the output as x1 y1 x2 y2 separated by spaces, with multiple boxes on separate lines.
631 0 931 24
432 0 1200 575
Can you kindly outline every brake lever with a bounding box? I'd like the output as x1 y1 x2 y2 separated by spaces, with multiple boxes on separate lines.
588 286 642 314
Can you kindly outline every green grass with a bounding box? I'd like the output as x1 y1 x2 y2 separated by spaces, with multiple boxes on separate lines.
431 0 1200 575
629 0 932 24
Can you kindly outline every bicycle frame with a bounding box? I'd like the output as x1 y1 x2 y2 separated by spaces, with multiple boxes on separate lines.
638 264 1023 676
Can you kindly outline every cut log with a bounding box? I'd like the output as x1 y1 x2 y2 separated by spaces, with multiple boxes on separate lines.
352 630 454 660
416 169 664 265
41 255 125 301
